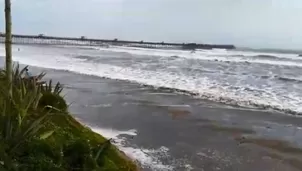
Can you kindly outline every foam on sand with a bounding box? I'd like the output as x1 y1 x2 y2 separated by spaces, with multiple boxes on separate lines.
86 124 174 170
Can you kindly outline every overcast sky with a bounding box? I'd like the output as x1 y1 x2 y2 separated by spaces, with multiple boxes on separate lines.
1 0 302 49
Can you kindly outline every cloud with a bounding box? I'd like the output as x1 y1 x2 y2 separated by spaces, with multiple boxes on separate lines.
1 0 302 49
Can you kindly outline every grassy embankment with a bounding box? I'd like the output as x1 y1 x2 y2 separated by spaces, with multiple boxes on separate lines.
0 65 137 171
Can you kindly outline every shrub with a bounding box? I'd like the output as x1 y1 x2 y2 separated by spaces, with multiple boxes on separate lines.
0 65 137 171
0 67 54 170
63 139 96 170
39 92 68 112
40 80 63 95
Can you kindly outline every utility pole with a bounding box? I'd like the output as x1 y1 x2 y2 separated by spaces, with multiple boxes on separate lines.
5 0 13 95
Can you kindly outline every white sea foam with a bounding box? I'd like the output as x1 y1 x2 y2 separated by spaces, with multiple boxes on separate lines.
82 123 173 170
88 103 112 108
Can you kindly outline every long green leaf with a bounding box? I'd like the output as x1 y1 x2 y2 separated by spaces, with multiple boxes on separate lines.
9 114 50 153
39 130 54 140
21 113 49 138
94 139 112 161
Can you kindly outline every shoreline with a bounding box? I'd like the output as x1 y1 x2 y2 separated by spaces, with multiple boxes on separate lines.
38 66 302 171
1 57 302 170
67 115 141 170
9 60 302 117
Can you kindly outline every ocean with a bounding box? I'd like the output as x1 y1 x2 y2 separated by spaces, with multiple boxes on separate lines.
1 44 302 171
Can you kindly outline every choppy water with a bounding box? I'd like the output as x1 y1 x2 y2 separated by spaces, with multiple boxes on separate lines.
1 44 302 115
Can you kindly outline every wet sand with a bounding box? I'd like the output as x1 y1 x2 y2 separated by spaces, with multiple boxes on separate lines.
23 66 302 170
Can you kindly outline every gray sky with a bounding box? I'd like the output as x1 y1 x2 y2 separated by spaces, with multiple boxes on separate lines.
1 0 302 49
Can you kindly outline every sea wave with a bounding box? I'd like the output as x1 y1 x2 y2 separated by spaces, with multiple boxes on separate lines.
7 56 302 115
1 45 302 116
275 76 302 84
257 74 302 84
253 55 281 60
94 46 302 67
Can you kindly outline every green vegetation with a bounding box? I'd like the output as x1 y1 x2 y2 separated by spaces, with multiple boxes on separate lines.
2 1 136 170
0 66 137 171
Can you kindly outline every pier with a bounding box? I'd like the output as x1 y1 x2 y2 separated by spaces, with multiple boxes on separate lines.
0 33 236 50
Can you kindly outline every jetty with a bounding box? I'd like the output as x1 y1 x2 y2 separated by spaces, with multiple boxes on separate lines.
0 33 236 50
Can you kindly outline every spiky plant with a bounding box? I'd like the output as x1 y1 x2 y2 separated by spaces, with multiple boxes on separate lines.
40 79 63 95
0 68 56 170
